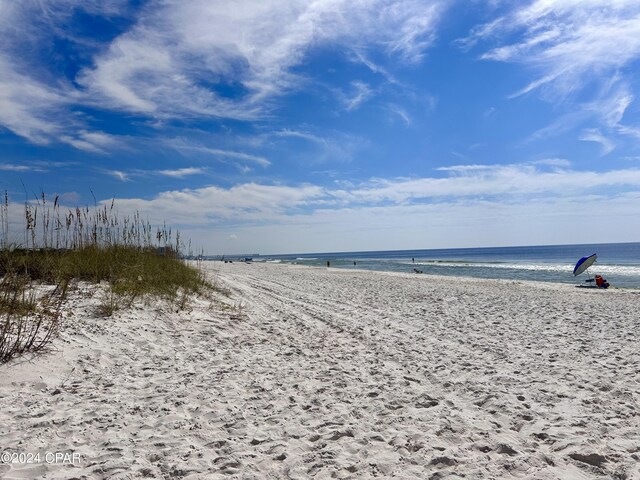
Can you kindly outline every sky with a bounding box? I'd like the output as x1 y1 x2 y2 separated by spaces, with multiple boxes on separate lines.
2 0 640 254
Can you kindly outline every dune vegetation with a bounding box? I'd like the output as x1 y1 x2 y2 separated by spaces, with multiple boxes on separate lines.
0 191 208 363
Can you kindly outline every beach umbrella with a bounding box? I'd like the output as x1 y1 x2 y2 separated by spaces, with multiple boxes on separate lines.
573 253 597 276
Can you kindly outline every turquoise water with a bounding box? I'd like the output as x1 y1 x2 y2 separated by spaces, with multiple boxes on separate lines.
254 243 640 288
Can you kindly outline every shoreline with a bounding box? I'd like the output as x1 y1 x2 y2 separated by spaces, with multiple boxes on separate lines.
227 259 640 292
242 258 640 290
1 261 639 479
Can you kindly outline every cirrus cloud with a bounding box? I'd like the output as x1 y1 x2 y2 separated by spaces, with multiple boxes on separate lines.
79 0 448 120
465 0 640 98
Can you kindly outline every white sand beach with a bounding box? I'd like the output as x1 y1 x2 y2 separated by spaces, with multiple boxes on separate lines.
1 262 639 479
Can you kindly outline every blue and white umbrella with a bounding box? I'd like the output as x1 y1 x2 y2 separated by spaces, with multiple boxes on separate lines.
573 253 597 276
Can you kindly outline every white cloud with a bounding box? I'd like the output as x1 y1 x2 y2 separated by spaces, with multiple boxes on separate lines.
100 164 640 231
437 164 493 172
0 164 32 172
383 1 442 63
0 2 134 149
465 1 640 101
591 83 634 128
617 124 640 139
167 139 271 167
197 148 270 167
107 170 130 182
180 191 640 254
579 129 615 155
336 166 640 204
271 129 327 145
531 158 572 169
157 167 206 178
107 183 326 225
343 81 374 111
59 130 121 153
520 78 636 145
0 55 67 144
1 1 447 150
387 104 412 126
349 50 399 84
79 0 447 120
0 56 120 152
0 160 76 173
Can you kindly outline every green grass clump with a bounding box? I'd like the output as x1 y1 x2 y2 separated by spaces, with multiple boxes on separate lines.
0 190 209 363
1 246 205 299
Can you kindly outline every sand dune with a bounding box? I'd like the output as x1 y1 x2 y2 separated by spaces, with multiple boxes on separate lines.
1 262 639 479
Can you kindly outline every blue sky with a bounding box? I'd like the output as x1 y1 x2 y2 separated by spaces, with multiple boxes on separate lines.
2 0 640 254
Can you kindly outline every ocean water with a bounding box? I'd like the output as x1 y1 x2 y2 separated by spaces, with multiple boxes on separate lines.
255 243 640 289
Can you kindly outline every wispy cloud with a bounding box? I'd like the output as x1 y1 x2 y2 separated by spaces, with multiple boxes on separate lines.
198 148 270 167
0 164 33 172
1 0 448 152
579 129 615 155
436 164 492 173
522 81 636 146
349 50 399 84
0 2 133 150
0 56 121 152
0 159 76 173
387 104 412 126
97 166 207 181
0 55 68 145
270 129 327 145
483 106 496 118
168 139 271 167
531 158 572 169
59 131 121 153
343 81 374 111
157 167 206 178
107 170 130 182
617 124 640 139
464 1 640 101
586 81 634 128
78 0 447 120
382 1 443 63
269 129 368 165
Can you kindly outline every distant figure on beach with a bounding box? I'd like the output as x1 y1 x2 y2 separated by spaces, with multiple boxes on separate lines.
412 257 415 263
327 261 330 267
354 261 356 266
595 275 610 289
413 268 423 274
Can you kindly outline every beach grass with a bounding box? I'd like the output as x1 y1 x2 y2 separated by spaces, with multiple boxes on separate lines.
1 246 205 298
0 190 208 363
